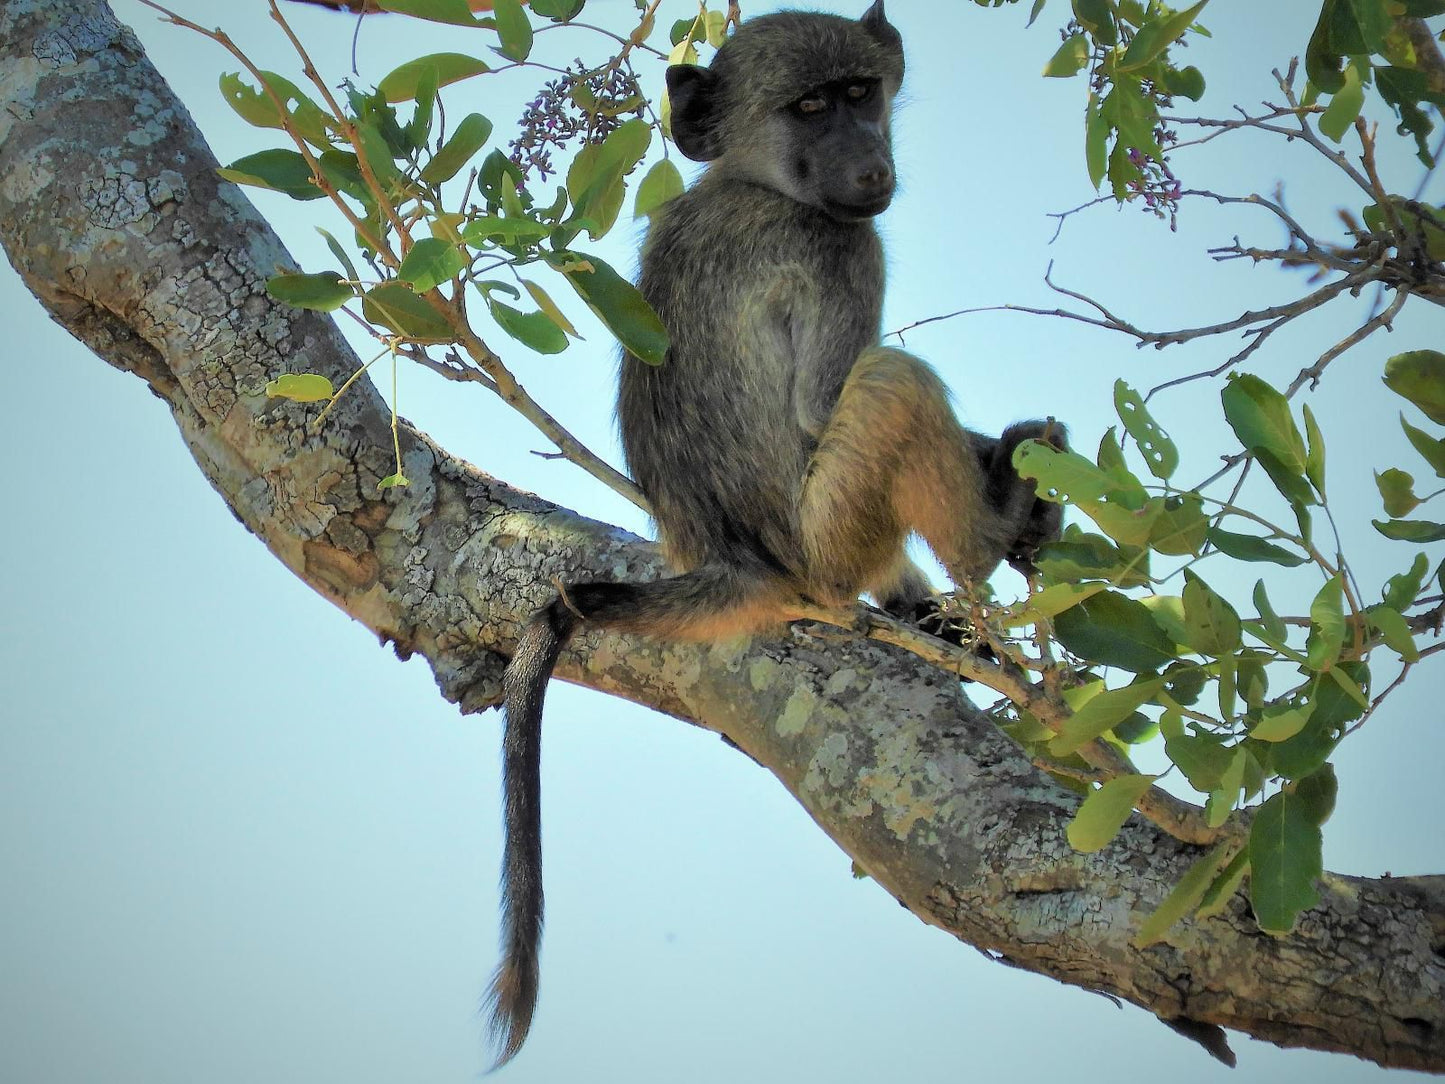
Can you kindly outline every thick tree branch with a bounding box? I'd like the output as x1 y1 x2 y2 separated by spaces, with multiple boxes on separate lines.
2 1 1443 1072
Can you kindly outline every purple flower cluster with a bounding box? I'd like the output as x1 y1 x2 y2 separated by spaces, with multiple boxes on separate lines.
509 60 646 183
1125 131 1183 229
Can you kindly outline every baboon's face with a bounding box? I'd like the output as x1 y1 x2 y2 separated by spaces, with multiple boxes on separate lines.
778 77 895 220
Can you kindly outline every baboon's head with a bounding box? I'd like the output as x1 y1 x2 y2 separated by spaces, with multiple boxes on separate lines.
666 2 905 221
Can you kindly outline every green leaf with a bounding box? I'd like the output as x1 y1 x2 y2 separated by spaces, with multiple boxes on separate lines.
488 299 569 355
522 279 581 339
1215 653 1236 720
1149 493 1208 556
1221 373 1306 472
420 113 494 185
1305 0 1346 92
531 0 585 19
266 271 353 311
1066 773 1158 852
1141 595 1187 650
1217 744 1248 800
1161 64 1205 101
396 237 467 292
1043 33 1090 78
1180 570 1241 656
1294 764 1338 827
352 121 401 191
1054 590 1176 672
378 471 410 489
1035 532 1149 587
1133 839 1237 948
265 373 335 402
492 0 535 61
1251 700 1314 742
1302 403 1326 494
1072 0 1118 45
1365 603 1419 662
1373 518 1445 542
1207 527 1307 567
1384 350 1445 424
1118 0 1208 72
1166 729 1235 792
1002 581 1109 626
1051 678 1165 756
1085 94 1109 189
1382 553 1429 611
1237 651 1269 712
361 282 455 342
217 149 325 201
1096 426 1128 476
565 118 652 241
550 251 668 365
1113 380 1178 480
1401 413 1445 477
378 53 490 103
1272 663 1367 779
377 0 482 26
1256 448 1318 510
1162 660 1207 706
1076 496 1161 547
1251 580 1287 646
317 149 369 204
1249 790 1323 934
1305 575 1346 671
1375 468 1420 517
1195 847 1250 919
1319 62 1365 142
316 227 359 284
633 158 685 218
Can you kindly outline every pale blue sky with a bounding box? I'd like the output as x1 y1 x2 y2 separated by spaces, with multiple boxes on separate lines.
2 2 1442 1082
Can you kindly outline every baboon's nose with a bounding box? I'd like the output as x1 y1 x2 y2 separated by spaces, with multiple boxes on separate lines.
852 159 893 197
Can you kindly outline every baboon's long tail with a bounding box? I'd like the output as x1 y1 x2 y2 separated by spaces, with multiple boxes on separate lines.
484 564 784 1066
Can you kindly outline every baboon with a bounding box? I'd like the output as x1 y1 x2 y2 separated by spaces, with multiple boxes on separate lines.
487 1 1064 1063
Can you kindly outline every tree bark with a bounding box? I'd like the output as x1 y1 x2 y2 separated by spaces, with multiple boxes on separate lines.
2 0 1442 1071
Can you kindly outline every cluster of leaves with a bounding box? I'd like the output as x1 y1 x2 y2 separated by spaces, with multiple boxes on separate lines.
1035 0 1209 201
211 0 707 485
1008 0 1445 201
1305 0 1445 163
992 361 1442 937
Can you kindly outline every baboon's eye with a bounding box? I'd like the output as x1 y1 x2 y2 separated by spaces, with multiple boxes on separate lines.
845 82 874 102
794 93 828 115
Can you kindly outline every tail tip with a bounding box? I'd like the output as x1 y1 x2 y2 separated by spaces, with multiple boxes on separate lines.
483 959 538 1070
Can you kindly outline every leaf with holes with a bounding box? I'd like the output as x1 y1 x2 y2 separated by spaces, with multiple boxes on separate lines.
1113 380 1178 480
265 373 335 402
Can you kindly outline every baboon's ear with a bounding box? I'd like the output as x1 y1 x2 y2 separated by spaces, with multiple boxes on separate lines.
667 65 724 162
859 1 902 52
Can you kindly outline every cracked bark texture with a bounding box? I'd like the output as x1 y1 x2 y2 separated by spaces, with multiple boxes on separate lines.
2 0 1442 1072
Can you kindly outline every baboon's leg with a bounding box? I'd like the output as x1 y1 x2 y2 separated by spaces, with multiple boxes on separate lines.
799 347 1012 601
